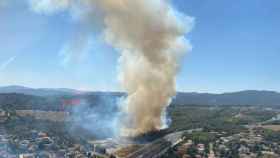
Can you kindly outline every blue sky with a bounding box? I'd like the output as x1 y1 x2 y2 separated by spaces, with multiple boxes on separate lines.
0 0 279 93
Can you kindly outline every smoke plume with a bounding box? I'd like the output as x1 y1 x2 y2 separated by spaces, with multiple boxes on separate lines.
29 0 194 136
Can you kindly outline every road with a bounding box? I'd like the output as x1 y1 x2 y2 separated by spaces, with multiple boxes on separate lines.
125 128 202 158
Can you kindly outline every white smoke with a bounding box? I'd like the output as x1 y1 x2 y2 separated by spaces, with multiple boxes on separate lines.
28 0 194 136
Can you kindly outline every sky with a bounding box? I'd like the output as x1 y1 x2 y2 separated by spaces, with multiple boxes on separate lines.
0 0 279 93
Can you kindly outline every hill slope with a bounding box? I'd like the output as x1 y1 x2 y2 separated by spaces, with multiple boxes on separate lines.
174 90 280 106
0 86 279 106
0 85 83 96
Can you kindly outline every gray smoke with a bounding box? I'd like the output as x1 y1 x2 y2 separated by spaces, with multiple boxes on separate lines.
69 97 122 138
28 0 194 136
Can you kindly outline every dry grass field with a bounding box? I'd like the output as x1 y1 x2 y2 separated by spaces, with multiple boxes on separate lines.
16 110 69 122
262 125 280 131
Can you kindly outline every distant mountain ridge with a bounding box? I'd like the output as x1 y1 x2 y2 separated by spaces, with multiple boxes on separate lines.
174 90 280 106
0 85 84 96
0 86 279 106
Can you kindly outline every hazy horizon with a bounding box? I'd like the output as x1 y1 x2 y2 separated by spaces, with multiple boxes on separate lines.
0 84 279 94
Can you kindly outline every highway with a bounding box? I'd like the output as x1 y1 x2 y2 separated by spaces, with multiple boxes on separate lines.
125 129 202 158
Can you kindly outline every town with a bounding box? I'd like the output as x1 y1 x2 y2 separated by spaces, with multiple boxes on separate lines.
1 104 280 158
164 125 280 158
